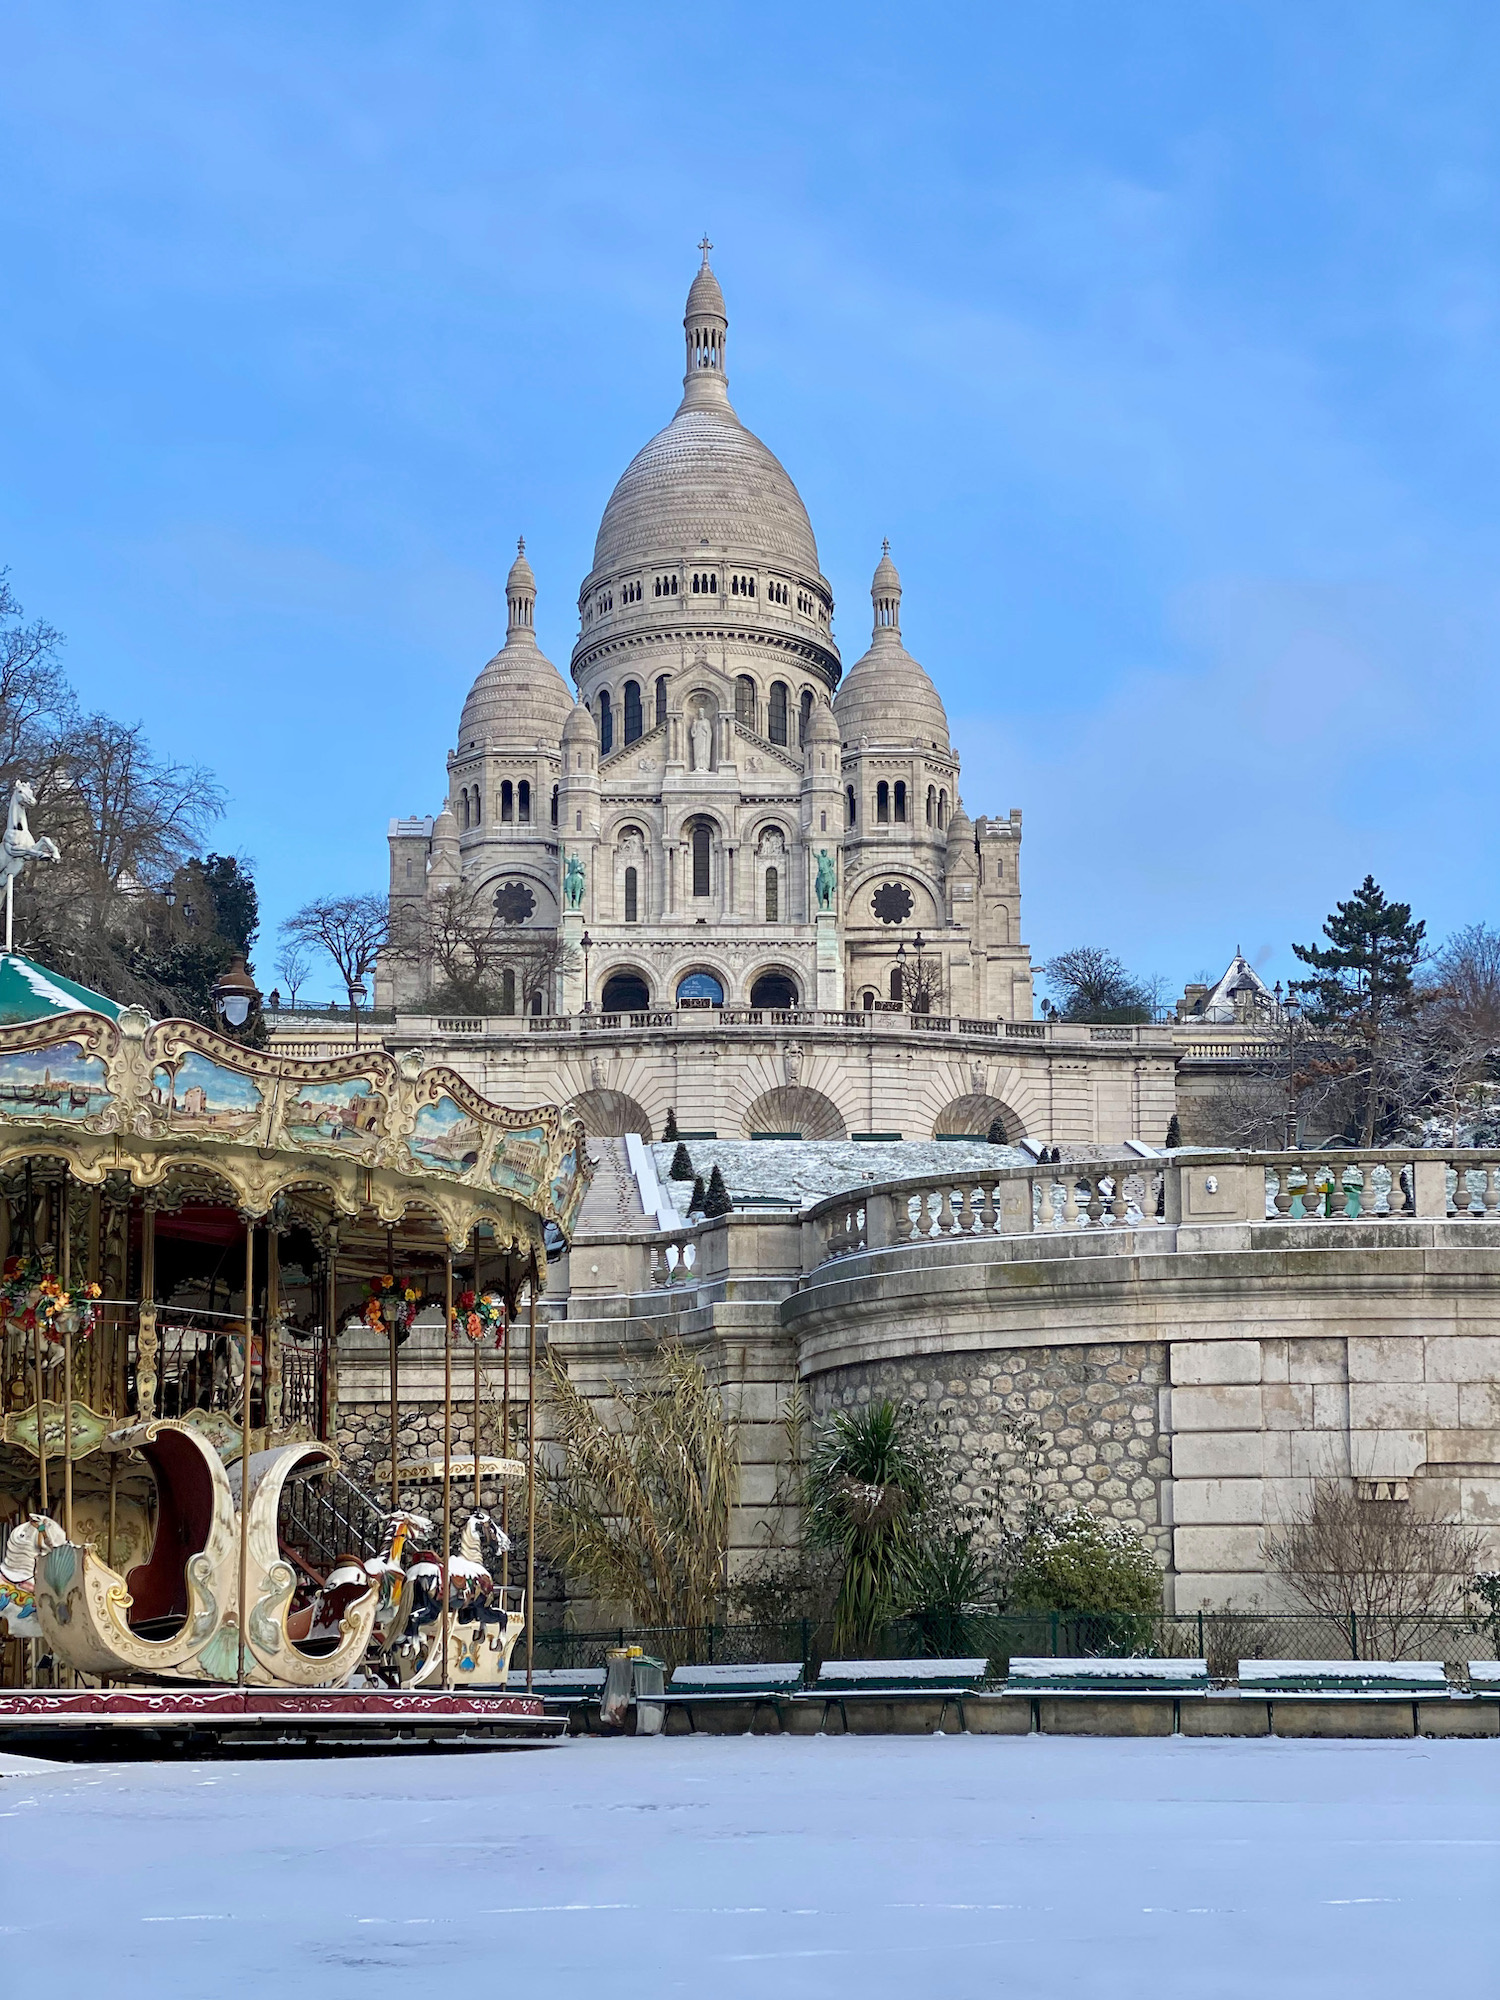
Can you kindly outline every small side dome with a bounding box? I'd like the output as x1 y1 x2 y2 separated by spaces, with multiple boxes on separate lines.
456 538 573 753
832 544 950 751
945 797 975 853
562 699 599 746
805 695 840 744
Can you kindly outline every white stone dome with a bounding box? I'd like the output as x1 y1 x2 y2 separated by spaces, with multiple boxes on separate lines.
456 539 573 753
833 546 950 751
588 247 823 583
592 410 822 578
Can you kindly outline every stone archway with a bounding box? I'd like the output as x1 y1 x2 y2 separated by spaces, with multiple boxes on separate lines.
567 1088 654 1139
742 1086 846 1140
932 1093 1025 1143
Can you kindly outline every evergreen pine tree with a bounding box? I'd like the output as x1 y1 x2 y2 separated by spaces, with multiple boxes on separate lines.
703 1164 733 1216
687 1175 706 1213
668 1142 694 1181
986 1117 1007 1145
1291 875 1426 1144
662 1108 679 1141
1165 1113 1181 1150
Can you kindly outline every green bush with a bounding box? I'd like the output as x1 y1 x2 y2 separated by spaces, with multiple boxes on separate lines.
1009 1511 1163 1618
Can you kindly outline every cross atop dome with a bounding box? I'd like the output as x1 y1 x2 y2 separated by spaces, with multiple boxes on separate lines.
698 234 713 265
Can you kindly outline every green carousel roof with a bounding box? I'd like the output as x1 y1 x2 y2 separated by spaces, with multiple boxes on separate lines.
0 952 123 1025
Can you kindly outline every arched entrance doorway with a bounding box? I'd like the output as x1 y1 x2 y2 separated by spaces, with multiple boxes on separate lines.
749 970 799 1008
600 971 650 1011
932 1094 1024 1143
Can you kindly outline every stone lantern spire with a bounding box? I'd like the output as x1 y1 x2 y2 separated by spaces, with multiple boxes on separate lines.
680 237 730 412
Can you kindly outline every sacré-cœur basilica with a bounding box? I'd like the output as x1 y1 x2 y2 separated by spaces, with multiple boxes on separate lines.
374 246 1179 1151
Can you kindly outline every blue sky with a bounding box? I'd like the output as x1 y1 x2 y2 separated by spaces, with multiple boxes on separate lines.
2 3 1498 1003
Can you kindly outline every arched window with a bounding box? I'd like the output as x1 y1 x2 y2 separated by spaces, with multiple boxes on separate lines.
768 681 788 745
655 676 668 727
735 675 757 731
861 989 876 1011
473 788 482 825
529 990 543 1016
623 680 642 744
460 789 470 830
890 964 904 1004
894 781 907 823
598 690 613 754
624 866 638 923
799 688 814 745
500 968 516 1015
518 780 531 823
846 785 857 827
926 785 935 828
876 781 890 823
765 866 779 922
938 788 947 826
691 822 712 897
501 780 514 822
550 784 558 827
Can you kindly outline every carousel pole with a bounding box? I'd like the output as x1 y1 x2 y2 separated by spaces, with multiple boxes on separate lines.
386 1225 399 1513
236 1218 256 1686
322 1226 339 1442
500 1294 511 1593
60 1169 72 1541
265 1217 281 1432
441 1245 454 1691
472 1229 481 1517
526 1256 536 1693
32 1315 47 1515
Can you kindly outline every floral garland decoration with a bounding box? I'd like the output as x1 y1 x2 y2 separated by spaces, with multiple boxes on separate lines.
0 1254 103 1346
454 1288 506 1345
363 1273 422 1343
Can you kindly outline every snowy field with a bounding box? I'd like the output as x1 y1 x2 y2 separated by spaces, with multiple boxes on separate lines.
3 1734 1498 1997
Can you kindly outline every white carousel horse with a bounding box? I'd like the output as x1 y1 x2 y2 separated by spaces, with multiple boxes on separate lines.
0 780 61 906
0 1514 66 1640
365 1509 433 1655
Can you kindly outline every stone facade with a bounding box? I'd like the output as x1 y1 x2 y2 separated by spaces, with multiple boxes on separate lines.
813 1342 1172 1567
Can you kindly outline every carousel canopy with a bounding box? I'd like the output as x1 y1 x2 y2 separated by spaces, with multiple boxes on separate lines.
0 953 122 1025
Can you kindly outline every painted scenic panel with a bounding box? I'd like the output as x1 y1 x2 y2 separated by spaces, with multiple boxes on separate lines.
284 1076 383 1150
151 1053 263 1134
551 1144 585 1231
491 1124 547 1198
407 1096 483 1175
0 1041 112 1120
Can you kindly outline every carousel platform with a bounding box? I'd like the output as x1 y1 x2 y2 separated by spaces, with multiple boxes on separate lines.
0 1686 567 1759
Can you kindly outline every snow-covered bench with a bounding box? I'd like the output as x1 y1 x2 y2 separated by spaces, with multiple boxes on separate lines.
1467 1661 1500 1694
807 1657 990 1698
1236 1660 1450 1697
666 1663 805 1701
1005 1656 1209 1695
524 1666 607 1704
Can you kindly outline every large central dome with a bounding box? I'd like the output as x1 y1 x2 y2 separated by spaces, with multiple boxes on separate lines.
592 407 821 576
587 246 824 586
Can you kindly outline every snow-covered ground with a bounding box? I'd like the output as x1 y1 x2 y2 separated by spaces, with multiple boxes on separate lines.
3 1735 1497 1996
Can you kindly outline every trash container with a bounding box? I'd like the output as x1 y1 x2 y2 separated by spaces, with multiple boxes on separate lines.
600 1647 666 1734
632 1654 666 1736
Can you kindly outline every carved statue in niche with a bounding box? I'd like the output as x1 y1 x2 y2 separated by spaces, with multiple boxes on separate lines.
757 825 786 858
688 702 714 773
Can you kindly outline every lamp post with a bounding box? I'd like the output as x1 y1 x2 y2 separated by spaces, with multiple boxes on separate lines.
580 930 593 1016
349 977 367 1051
912 930 928 1016
894 938 907 1011
211 954 260 1038
1281 988 1302 1149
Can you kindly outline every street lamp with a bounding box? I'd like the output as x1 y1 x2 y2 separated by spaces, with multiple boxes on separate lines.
912 930 928 1016
894 938 907 1011
580 931 593 1016
211 954 260 1035
349 977 367 1050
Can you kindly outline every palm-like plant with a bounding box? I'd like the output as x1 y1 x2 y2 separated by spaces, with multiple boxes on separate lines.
805 1400 945 1651
540 1344 738 1657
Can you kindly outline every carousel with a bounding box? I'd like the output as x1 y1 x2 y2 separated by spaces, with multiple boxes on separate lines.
0 959 589 1725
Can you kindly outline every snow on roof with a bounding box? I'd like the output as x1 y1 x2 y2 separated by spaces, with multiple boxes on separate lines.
0 953 123 1024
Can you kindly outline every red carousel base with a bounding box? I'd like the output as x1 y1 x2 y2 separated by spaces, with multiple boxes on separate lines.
0 1686 567 1758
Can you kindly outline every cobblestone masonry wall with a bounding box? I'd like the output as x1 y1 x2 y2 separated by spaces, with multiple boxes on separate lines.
811 1341 1172 1567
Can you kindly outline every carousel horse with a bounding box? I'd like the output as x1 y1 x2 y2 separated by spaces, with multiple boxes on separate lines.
0 1514 66 1640
365 1509 432 1655
0 780 61 909
407 1510 524 1688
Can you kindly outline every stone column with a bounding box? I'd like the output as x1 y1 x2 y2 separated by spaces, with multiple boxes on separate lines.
560 910 585 1014
815 910 843 1009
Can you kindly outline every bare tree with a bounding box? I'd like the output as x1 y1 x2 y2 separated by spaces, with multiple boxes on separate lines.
0 571 74 770
282 894 388 1011
1265 1479 1483 1659
274 942 312 1009
1040 946 1153 1024
388 882 575 1015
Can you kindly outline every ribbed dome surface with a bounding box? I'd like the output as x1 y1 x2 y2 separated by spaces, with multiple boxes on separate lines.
591 407 822 578
834 633 950 750
457 631 574 752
